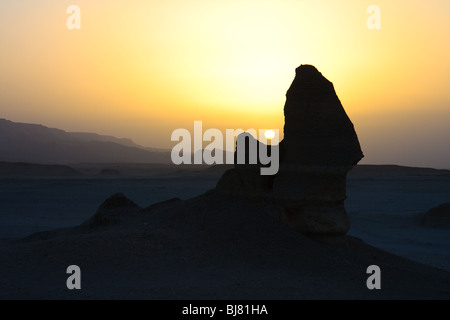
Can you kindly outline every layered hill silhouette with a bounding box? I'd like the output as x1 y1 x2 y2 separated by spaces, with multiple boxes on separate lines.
0 119 171 164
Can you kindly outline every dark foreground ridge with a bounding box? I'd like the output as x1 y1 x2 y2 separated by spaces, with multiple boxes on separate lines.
2 192 449 299
0 66 449 299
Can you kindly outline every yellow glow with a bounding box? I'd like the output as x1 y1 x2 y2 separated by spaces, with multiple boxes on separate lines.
0 0 449 168
264 130 276 140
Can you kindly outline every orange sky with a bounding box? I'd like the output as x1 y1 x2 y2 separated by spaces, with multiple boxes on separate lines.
1 0 449 168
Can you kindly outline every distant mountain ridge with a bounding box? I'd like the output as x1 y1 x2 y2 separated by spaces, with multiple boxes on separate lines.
0 162 81 177
0 119 171 164
68 132 143 149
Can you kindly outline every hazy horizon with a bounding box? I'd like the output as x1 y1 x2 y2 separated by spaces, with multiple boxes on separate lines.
1 1 449 169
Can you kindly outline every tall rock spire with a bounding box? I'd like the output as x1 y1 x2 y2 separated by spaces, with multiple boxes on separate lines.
216 64 364 235
283 65 363 165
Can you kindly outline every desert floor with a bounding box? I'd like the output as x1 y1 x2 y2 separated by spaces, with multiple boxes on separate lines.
0 164 449 299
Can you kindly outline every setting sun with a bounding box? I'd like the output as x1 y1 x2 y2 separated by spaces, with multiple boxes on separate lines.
264 130 276 140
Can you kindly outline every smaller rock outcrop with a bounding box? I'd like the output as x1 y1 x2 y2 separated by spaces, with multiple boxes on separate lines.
82 193 141 227
424 202 450 228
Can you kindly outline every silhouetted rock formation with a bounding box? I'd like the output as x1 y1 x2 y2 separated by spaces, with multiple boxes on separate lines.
216 65 363 235
282 65 362 165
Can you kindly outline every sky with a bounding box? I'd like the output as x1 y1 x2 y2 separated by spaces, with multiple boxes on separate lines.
0 0 449 168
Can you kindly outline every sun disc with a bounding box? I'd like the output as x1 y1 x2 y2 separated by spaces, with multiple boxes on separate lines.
264 129 275 140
